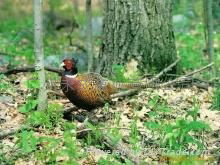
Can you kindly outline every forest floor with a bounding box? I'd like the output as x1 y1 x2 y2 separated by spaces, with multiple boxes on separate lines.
1 72 220 164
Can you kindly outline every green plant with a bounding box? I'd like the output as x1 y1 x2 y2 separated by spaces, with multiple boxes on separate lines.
19 99 38 113
148 95 171 119
111 64 141 83
165 154 207 165
129 118 141 152
109 127 123 146
1 140 33 165
26 103 63 129
103 102 110 114
98 155 121 165
60 126 84 164
175 23 208 73
16 130 38 153
145 104 211 151
0 143 14 165
84 122 103 146
98 156 134 165
16 122 84 164
24 79 40 89
212 87 220 110
186 103 200 121
35 136 61 164
0 74 13 93
144 121 161 137
111 64 129 82
19 75 40 113
161 119 210 150
0 16 35 63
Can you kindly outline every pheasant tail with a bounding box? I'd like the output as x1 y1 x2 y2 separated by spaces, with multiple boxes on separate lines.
111 82 154 89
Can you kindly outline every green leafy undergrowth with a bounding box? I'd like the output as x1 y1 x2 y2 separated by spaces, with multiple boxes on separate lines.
18 73 63 129
212 87 220 110
161 119 210 150
129 118 141 152
16 130 38 154
176 30 207 71
176 23 220 78
84 123 104 146
0 16 34 63
26 103 63 129
147 95 172 119
82 122 125 163
145 104 211 151
0 74 13 93
164 154 207 165
98 155 133 165
19 99 38 113
15 122 84 164
111 64 130 82
111 64 141 83
18 75 40 113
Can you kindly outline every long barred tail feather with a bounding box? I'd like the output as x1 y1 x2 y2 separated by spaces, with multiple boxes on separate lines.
112 82 155 89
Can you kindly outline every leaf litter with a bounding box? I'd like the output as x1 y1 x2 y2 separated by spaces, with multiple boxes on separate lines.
0 73 219 164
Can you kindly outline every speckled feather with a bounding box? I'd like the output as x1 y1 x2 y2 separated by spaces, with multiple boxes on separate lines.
61 73 117 110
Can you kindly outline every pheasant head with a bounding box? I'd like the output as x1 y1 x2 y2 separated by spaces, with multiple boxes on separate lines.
60 58 78 76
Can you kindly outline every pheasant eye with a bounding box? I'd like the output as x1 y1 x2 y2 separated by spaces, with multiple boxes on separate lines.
62 60 67 65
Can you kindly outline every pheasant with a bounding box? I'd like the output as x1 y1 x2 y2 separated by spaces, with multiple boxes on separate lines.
60 58 150 110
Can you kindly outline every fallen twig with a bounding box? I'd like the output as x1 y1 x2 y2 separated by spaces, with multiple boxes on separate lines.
62 106 78 113
167 77 217 89
147 57 181 84
103 135 141 164
185 63 214 77
1 66 62 75
160 62 214 87
47 90 65 97
76 125 143 164
0 126 30 139
111 89 138 98
76 126 147 134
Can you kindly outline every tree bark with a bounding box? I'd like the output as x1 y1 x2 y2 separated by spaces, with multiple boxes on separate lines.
86 0 94 72
98 0 177 76
203 0 215 74
73 0 79 14
34 0 47 110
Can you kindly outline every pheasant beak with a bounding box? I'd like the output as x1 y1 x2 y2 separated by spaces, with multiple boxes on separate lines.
60 62 65 68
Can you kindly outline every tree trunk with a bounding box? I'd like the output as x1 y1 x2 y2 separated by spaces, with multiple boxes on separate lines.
86 0 94 72
73 0 79 14
98 0 177 76
203 0 215 74
34 0 47 110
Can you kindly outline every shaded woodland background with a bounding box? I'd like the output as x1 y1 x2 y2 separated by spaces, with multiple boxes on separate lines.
0 0 220 164
0 0 219 73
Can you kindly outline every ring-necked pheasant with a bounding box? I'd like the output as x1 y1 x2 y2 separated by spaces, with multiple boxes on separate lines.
60 58 150 110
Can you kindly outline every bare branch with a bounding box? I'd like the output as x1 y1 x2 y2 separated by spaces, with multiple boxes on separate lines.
47 90 65 97
0 126 30 139
148 57 181 84
111 89 138 98
103 135 141 164
160 62 214 87
1 66 62 75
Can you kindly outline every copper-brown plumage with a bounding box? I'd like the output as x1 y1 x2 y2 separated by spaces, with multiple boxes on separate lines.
60 58 148 110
